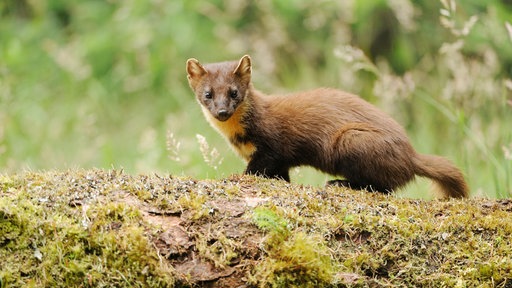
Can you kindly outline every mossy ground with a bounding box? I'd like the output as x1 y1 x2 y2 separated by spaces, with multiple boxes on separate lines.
1 170 511 287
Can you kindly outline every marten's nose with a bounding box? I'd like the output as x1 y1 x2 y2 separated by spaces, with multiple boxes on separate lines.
217 109 230 121
218 110 228 117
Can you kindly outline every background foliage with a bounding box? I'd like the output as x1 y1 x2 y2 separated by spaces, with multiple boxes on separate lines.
1 0 511 197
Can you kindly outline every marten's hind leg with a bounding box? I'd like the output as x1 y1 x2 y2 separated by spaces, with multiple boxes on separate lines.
329 123 416 193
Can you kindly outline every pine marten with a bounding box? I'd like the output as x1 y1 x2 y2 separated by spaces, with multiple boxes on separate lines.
186 55 469 198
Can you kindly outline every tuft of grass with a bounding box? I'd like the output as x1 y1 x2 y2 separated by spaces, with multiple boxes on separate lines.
195 134 224 171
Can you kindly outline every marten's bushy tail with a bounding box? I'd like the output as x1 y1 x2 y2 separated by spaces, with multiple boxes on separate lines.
413 154 469 198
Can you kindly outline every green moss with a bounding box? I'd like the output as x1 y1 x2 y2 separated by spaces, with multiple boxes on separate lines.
195 232 240 268
252 206 289 235
175 191 209 220
257 232 337 287
2 170 512 286
0 175 176 287
0 176 15 192
250 207 337 287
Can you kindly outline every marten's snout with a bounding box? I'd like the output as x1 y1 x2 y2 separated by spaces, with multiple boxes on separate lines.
216 109 231 121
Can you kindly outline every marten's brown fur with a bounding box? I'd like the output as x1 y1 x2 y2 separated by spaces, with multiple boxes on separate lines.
186 55 469 198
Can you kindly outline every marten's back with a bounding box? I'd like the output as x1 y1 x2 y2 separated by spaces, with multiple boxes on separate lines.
256 88 407 140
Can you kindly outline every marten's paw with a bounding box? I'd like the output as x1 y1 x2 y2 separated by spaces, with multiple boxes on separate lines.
326 179 352 188
326 179 369 190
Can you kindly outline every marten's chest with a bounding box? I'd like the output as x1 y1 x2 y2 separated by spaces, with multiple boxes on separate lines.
202 106 256 161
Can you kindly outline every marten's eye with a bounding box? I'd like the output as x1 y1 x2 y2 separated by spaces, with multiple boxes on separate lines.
229 89 238 99
204 91 213 99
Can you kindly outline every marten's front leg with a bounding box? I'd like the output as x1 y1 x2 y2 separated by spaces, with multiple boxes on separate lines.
245 154 290 182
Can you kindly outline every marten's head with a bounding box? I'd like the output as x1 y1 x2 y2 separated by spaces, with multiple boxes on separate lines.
186 55 252 122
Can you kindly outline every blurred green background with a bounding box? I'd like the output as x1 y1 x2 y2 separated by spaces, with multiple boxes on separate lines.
1 0 511 198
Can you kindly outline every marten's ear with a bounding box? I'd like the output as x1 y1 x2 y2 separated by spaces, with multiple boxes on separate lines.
233 55 251 83
186 58 207 88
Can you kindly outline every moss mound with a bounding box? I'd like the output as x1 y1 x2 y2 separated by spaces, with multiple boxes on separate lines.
1 170 511 287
